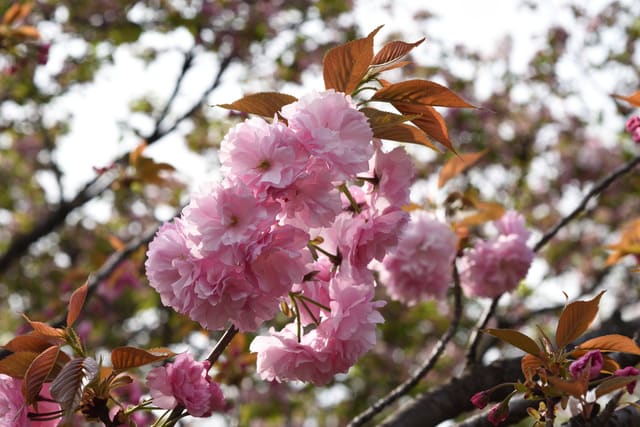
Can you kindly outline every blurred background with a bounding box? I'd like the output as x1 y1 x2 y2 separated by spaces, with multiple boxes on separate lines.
1 0 639 425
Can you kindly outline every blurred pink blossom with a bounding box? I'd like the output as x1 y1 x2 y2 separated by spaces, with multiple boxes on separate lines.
379 213 457 304
459 211 533 298
0 374 61 426
146 353 225 417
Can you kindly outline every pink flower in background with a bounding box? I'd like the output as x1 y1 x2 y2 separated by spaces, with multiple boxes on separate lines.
0 374 61 427
459 211 533 298
379 213 457 304
220 117 308 193
495 210 530 241
281 90 374 180
614 366 640 393
146 353 225 417
569 350 603 380
626 115 640 143
459 235 533 298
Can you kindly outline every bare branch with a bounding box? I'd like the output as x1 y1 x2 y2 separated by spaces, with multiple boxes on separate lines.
0 52 235 276
533 154 640 253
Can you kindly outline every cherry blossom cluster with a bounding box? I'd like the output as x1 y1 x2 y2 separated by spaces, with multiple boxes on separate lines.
146 90 415 384
626 115 640 143
146 353 225 417
377 212 458 304
458 211 534 298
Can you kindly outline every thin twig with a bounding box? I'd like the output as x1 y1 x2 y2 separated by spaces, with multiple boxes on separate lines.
465 296 501 367
533 154 640 253
52 224 161 328
347 266 464 427
206 325 239 366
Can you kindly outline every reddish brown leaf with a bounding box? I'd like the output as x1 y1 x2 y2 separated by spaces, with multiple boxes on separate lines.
22 315 65 340
483 328 540 356
22 346 61 405
601 355 621 374
218 92 297 118
457 200 506 227
612 91 640 108
368 38 425 74
595 375 637 398
548 376 587 398
323 26 382 94
373 79 476 108
360 107 419 131
438 151 487 188
111 346 176 370
575 334 640 355
394 103 454 152
521 354 543 382
372 122 438 151
50 357 98 419
2 3 22 25
3 335 53 353
67 282 89 327
555 291 605 349
0 351 39 378
12 25 39 39
606 218 640 266
372 38 425 65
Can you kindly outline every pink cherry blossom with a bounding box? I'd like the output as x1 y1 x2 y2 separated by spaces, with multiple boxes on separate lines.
0 374 61 427
220 117 308 193
470 391 489 409
569 350 603 380
459 211 534 298
626 116 640 143
250 325 335 385
379 213 457 304
146 353 225 417
281 90 374 180
614 366 640 393
182 182 278 256
366 145 415 211
495 210 530 241
251 274 385 385
459 234 534 298
145 220 200 314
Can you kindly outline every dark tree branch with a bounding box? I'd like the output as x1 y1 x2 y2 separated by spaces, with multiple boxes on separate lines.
0 52 235 277
348 266 464 426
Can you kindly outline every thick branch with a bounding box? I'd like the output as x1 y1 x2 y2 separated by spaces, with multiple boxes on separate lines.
381 313 640 426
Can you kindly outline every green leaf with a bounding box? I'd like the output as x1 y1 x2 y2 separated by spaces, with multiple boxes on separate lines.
483 328 541 355
555 291 605 349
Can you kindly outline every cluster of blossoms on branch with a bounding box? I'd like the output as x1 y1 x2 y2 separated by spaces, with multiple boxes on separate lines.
146 89 416 385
